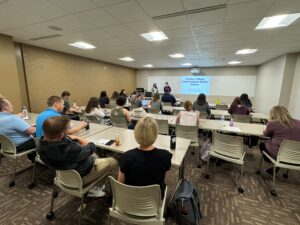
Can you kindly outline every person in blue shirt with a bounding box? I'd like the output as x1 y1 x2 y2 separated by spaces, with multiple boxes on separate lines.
161 91 176 106
0 96 36 160
36 96 87 138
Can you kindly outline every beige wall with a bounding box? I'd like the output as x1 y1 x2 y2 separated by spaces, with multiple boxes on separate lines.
288 54 300 119
0 34 23 112
22 45 136 113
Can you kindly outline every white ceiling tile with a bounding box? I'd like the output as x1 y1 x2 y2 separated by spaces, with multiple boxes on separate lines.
52 15 95 32
225 0 274 21
47 0 97 13
8 0 67 19
155 15 190 30
103 24 135 37
223 19 259 33
104 0 149 23
228 0 258 4
77 8 120 27
0 3 43 30
188 8 226 26
2 29 35 41
182 0 227 10
126 20 160 33
74 28 113 40
192 23 224 36
164 28 194 38
266 0 300 16
90 0 129 7
137 0 183 17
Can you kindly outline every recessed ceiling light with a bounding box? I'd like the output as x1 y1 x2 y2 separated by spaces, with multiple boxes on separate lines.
182 63 192 66
119 57 135 62
169 53 185 58
228 61 242 65
256 13 300 30
236 49 258 55
140 31 168 42
69 42 96 49
143 64 153 68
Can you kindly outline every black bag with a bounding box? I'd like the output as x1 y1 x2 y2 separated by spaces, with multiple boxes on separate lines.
169 179 202 225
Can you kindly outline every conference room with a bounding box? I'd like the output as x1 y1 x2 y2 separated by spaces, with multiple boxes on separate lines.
1 0 300 224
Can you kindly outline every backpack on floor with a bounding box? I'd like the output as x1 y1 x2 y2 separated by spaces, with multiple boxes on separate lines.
169 179 202 225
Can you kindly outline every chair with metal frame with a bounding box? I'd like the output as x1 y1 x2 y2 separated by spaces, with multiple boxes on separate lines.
205 132 245 193
232 114 251 123
148 108 160 114
46 169 109 225
108 176 167 225
0 134 36 187
155 118 169 135
256 140 300 196
216 104 228 110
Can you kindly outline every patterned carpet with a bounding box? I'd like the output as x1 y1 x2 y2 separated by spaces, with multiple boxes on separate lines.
0 144 300 225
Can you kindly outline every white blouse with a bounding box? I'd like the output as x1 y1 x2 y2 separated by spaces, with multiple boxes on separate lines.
85 107 105 119
179 111 199 126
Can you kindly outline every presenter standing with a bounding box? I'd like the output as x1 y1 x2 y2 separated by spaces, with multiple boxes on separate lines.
151 83 159 96
164 82 171 93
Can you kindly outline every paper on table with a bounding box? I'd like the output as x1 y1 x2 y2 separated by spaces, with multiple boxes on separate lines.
225 126 241 132
98 139 111 144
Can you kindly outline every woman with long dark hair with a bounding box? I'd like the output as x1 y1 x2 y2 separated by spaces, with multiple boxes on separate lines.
99 90 109 108
193 93 211 115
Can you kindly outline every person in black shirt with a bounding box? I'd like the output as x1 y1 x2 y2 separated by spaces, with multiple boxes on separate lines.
39 116 118 197
161 91 176 106
118 117 172 196
99 90 110 108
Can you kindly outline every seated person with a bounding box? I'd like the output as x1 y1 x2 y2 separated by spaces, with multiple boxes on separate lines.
119 89 127 99
110 91 119 107
176 100 199 126
260 105 300 173
149 93 162 110
130 93 143 109
98 90 110 108
110 96 132 128
85 97 105 121
161 91 176 106
0 96 36 161
118 117 172 196
228 97 250 115
39 116 118 196
36 96 87 138
193 93 211 115
61 91 80 119
240 93 252 111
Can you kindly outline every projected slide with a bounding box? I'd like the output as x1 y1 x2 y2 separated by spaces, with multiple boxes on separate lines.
180 76 211 95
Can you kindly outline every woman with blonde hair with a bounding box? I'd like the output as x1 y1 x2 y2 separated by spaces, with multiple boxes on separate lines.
176 100 199 126
260 105 300 173
118 117 172 196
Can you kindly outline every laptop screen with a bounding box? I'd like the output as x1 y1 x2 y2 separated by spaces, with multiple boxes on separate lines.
142 100 148 106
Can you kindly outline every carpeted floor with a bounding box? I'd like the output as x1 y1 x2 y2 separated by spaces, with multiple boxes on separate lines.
0 144 300 225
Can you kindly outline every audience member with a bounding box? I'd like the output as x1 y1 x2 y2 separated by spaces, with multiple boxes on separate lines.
0 96 36 162
36 96 87 138
228 97 250 115
150 93 162 110
98 90 110 108
118 117 172 196
119 89 127 99
260 106 300 175
110 96 132 128
151 83 158 96
193 93 211 115
176 100 199 126
131 93 142 109
163 82 171 93
110 91 119 106
85 97 105 121
240 93 252 111
161 91 176 106
61 91 80 114
39 116 118 197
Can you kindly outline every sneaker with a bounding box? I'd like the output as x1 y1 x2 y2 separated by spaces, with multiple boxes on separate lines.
87 189 106 198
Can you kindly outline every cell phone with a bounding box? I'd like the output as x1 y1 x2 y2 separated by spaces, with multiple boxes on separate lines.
105 140 115 146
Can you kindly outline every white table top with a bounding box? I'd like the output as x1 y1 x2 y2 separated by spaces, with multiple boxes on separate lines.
86 126 191 167
210 110 269 121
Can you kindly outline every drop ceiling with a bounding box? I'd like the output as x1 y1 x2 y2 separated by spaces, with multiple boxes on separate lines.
1 0 300 68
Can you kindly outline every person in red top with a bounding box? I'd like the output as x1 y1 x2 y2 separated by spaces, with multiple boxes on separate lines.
228 97 250 115
260 105 300 173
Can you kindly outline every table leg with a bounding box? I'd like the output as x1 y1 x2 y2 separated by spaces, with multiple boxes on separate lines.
179 159 185 180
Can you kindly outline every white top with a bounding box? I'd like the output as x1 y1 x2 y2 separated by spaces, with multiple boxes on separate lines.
85 108 105 119
179 111 199 126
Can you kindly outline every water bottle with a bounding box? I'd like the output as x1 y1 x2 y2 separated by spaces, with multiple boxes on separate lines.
22 106 28 118
85 121 90 130
230 119 234 127
170 130 176 150
115 133 120 146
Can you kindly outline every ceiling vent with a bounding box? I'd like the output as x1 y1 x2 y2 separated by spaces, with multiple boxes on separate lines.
30 34 62 41
152 4 227 20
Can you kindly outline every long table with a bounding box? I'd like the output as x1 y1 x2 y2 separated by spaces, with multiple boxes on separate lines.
86 126 191 179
